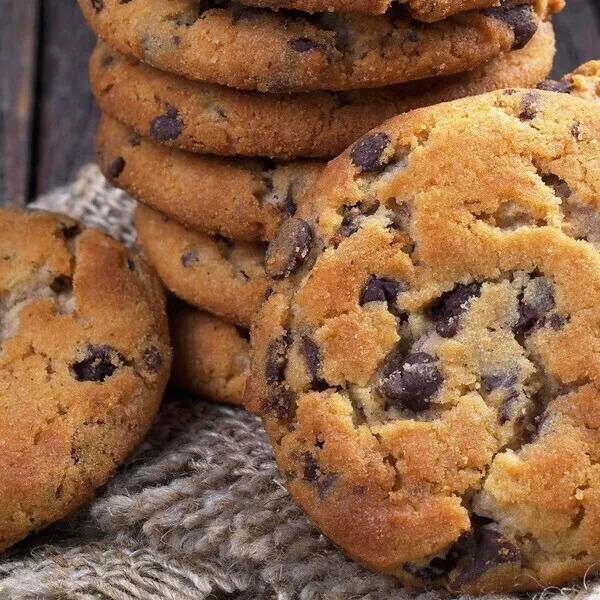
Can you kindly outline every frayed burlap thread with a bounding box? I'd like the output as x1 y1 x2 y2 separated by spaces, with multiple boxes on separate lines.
0 165 599 600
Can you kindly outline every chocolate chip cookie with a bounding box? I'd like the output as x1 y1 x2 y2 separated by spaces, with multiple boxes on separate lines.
537 59 600 101
239 0 561 22
90 23 554 159
78 0 541 92
135 204 269 328
97 115 322 242
170 303 249 406
0 209 171 552
246 89 600 592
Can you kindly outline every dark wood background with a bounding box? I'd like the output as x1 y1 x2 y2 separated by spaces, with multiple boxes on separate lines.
1 0 599 207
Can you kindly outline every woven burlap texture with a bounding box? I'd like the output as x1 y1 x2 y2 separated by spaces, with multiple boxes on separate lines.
0 164 598 600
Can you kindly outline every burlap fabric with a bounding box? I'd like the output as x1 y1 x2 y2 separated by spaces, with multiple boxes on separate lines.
0 165 598 600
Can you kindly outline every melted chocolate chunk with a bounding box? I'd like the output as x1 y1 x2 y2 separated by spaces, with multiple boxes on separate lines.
265 218 312 279
150 106 184 142
484 4 538 50
483 371 518 392
519 91 541 121
542 174 571 200
426 282 481 338
91 0 104 12
361 276 406 306
300 336 320 383
106 156 125 179
265 335 289 384
290 38 321 52
515 277 555 335
350 133 391 172
379 352 443 412
303 453 337 497
452 526 521 587
181 249 199 267
536 78 574 94
71 345 122 382
143 346 163 373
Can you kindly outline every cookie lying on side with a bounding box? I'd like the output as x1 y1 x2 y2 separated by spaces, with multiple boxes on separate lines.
246 88 600 592
78 0 542 92
90 23 555 159
0 209 171 551
170 303 249 406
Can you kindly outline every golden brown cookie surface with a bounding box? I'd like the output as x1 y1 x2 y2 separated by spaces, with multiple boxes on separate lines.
246 89 600 592
90 24 554 159
97 115 322 242
170 304 249 406
0 209 171 551
135 205 269 328
78 0 540 92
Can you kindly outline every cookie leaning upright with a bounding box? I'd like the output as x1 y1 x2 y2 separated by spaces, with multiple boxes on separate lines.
245 89 600 592
0 209 171 551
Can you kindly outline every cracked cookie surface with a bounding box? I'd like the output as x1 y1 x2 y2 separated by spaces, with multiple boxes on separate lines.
90 23 554 159
170 303 249 406
135 204 269 328
246 88 600 592
0 209 171 551
78 0 542 92
97 115 322 242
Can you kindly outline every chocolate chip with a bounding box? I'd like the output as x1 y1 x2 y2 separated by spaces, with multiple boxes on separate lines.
499 389 521 424
91 0 104 12
181 249 199 267
536 78 574 94
361 276 406 307
265 384 292 417
514 276 555 335
100 54 114 68
548 313 568 329
542 174 571 200
60 223 81 240
265 218 312 280
290 38 321 52
484 4 537 50
350 132 391 172
150 107 184 142
303 453 337 497
71 345 122 382
282 185 297 219
300 336 320 383
106 156 125 179
452 526 521 587
519 91 541 121
407 532 473 583
483 372 518 392
572 120 583 140
379 352 443 412
426 282 481 338
265 335 289 384
126 257 137 272
143 346 163 372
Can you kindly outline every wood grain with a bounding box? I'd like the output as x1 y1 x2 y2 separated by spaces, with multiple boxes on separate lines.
0 0 600 204
551 0 600 78
33 0 98 198
0 0 40 207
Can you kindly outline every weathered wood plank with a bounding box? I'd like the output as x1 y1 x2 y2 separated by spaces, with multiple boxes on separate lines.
0 0 40 207
552 0 600 77
33 0 98 199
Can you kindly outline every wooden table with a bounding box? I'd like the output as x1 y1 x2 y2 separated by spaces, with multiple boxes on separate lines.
1 0 599 207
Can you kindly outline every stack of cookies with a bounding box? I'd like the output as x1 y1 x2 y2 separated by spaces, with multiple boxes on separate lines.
78 0 562 405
